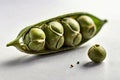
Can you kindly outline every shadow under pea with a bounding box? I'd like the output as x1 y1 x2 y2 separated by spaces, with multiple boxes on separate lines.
83 61 102 68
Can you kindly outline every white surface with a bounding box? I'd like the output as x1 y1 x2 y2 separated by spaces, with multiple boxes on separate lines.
0 0 120 80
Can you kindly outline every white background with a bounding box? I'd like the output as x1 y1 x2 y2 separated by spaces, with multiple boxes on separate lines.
0 0 120 80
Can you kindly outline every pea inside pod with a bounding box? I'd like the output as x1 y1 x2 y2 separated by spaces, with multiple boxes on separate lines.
62 17 82 46
23 28 46 52
43 21 64 50
6 12 107 54
77 15 96 39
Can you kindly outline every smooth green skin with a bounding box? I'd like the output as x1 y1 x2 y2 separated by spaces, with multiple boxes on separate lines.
77 15 96 39
24 28 46 51
43 21 64 50
88 44 106 63
6 12 107 54
62 17 82 46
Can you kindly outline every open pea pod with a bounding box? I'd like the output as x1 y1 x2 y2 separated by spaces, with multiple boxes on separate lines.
6 12 107 55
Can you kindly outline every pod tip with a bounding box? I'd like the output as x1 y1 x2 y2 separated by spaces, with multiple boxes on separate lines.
103 19 107 23
6 42 13 47
6 44 10 47
6 40 19 47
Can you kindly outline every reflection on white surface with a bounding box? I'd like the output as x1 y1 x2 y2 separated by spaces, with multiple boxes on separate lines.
0 0 120 80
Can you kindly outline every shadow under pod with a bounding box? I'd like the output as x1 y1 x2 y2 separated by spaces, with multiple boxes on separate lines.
1 45 88 68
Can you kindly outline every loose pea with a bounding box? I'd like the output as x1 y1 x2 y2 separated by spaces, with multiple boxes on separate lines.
88 44 106 63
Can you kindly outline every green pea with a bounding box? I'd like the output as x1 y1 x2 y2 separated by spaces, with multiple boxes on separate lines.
62 17 82 46
23 28 46 51
43 21 64 50
88 44 106 63
77 15 96 39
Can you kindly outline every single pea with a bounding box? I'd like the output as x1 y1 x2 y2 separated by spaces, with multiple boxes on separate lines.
62 17 82 46
25 28 46 51
77 15 96 39
43 21 64 50
88 44 106 63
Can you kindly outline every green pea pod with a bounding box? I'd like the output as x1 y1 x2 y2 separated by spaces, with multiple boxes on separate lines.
6 12 107 54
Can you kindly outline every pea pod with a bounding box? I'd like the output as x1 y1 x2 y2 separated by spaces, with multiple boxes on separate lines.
6 12 107 54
